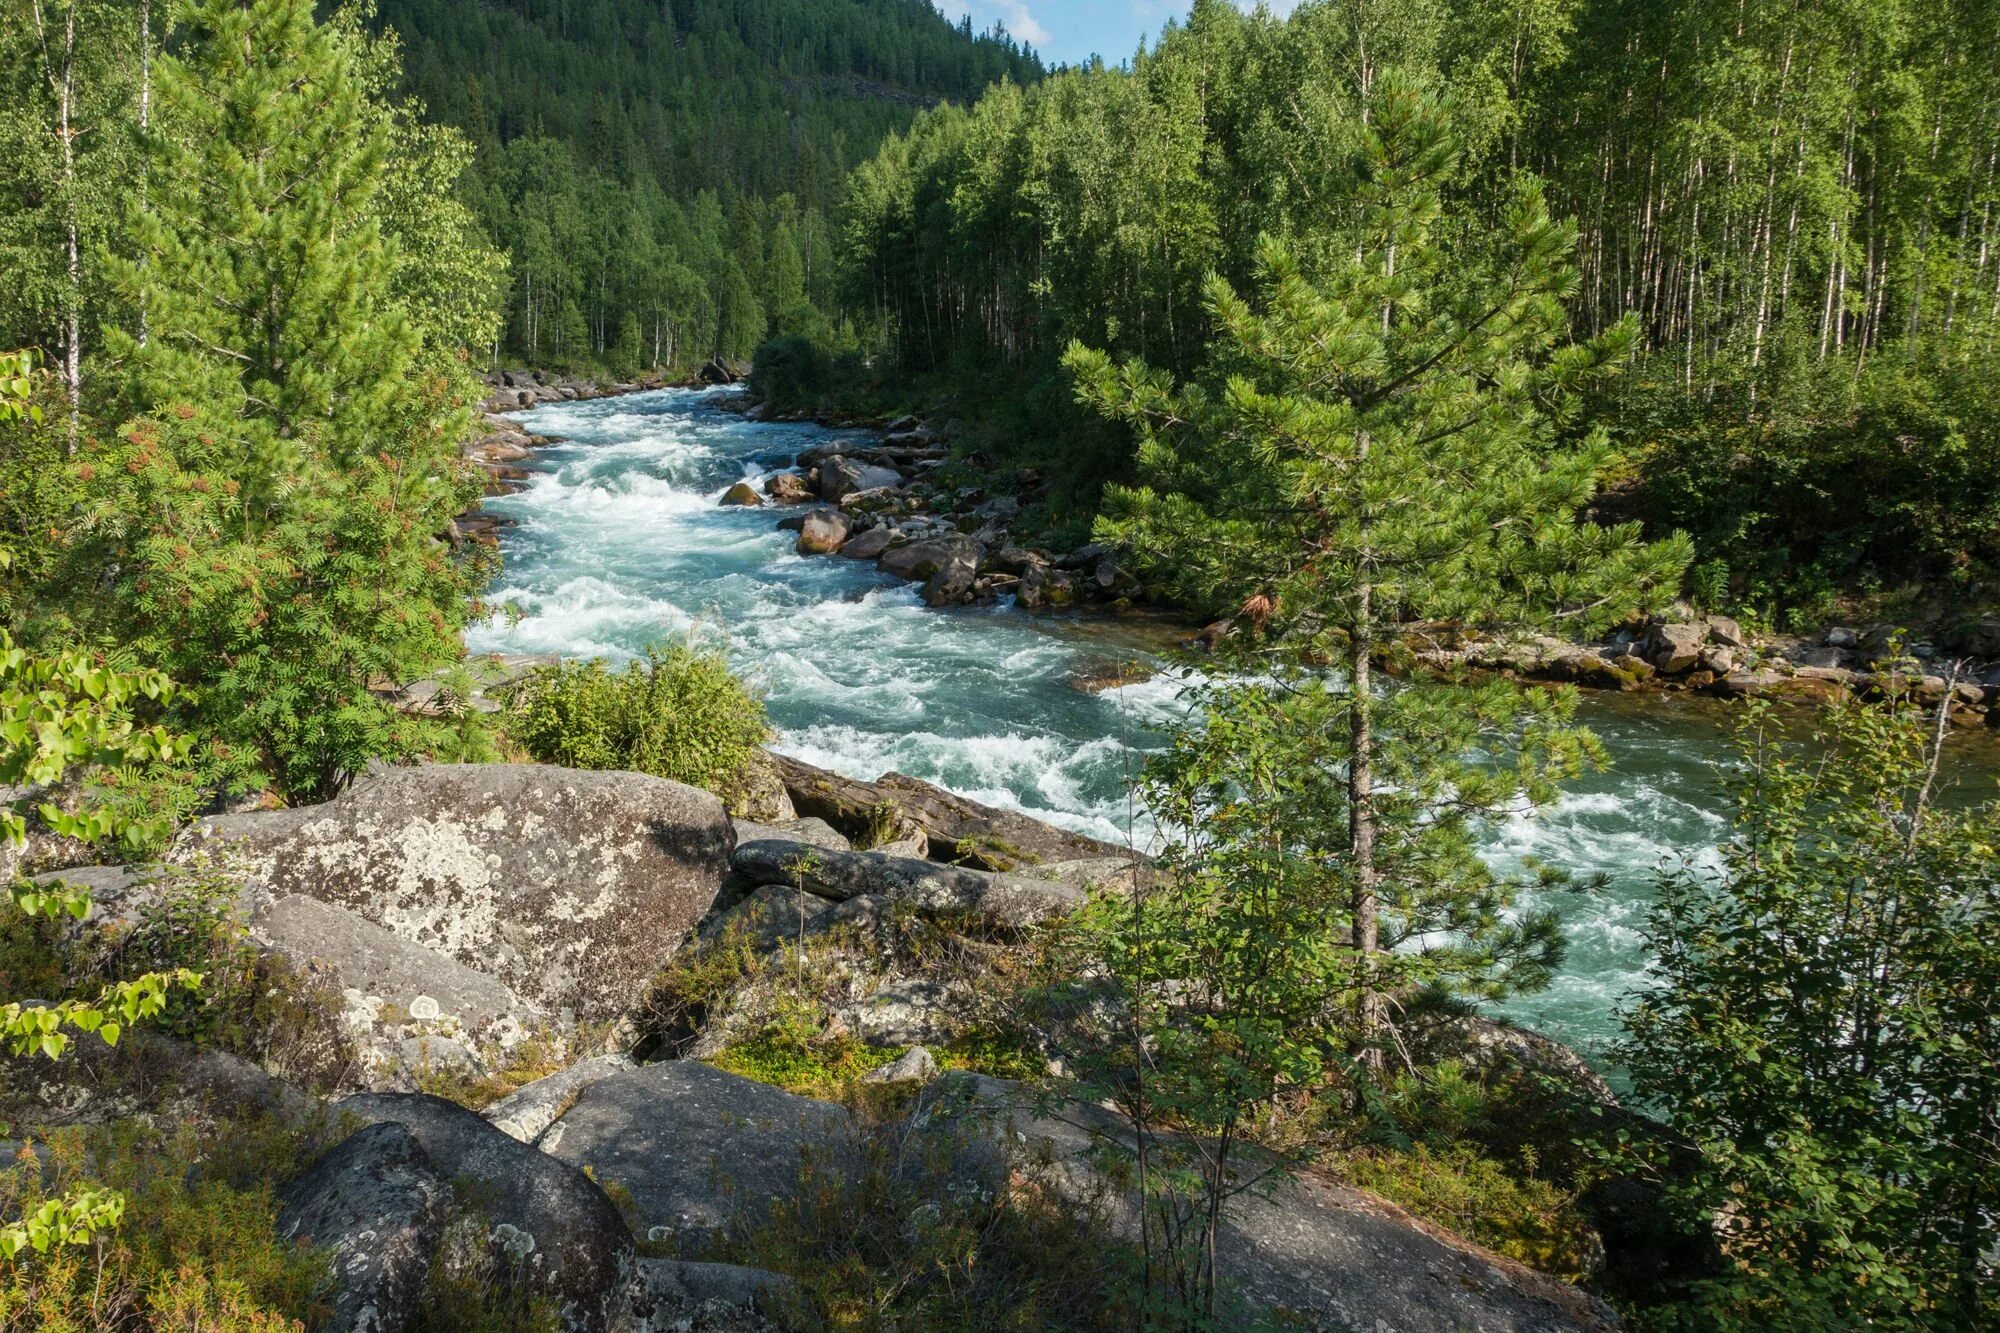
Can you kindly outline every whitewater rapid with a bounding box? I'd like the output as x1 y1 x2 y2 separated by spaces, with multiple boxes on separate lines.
468 387 1737 1060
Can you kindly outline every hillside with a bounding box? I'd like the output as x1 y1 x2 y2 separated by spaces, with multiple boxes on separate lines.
366 0 1044 368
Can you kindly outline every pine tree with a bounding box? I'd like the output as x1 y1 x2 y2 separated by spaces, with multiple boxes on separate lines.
87 0 488 799
109 0 414 512
1068 73 1691 1062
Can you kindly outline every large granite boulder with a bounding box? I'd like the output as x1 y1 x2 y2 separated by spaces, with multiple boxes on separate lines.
337 1092 635 1330
535 1061 850 1251
878 537 981 582
252 894 544 1091
181 765 732 1025
278 1122 450 1333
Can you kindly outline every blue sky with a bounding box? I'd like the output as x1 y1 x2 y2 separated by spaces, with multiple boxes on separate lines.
934 0 1299 68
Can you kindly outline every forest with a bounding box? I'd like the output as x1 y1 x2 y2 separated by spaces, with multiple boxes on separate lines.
0 0 1996 1330
372 0 1041 368
803 0 2000 621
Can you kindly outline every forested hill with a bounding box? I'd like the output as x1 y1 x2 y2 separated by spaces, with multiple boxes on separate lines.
364 0 1042 369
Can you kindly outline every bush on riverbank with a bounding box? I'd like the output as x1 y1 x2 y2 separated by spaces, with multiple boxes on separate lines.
507 645 771 807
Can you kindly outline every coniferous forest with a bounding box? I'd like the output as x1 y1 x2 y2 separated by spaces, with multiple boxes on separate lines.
1 2 1998 1331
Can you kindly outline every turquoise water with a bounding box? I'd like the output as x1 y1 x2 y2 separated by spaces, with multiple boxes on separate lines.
465 387 1984 1063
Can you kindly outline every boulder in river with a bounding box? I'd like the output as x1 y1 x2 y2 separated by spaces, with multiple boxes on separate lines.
838 526 896 560
179 765 732 1026
762 472 813 504
794 507 852 555
718 481 762 507
921 548 979 606
879 536 981 582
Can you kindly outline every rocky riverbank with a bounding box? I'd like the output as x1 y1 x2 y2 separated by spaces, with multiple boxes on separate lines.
732 404 2000 729
5 758 1630 1331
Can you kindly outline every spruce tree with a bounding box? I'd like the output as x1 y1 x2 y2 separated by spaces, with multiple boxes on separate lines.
1067 73 1691 1061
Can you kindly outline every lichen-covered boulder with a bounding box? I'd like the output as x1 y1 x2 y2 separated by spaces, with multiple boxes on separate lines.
252 895 546 1092
337 1092 635 1331
181 765 732 1025
278 1122 450 1333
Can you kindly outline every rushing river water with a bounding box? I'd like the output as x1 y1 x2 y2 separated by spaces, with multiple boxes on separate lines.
467 386 1991 1065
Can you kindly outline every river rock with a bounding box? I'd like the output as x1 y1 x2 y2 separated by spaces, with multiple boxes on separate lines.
718 482 762 507
278 1122 450 1333
251 894 544 1091
762 472 812 504
730 840 1086 930
536 1061 851 1249
1642 621 1707 674
699 883 838 951
764 754 1135 871
180 765 732 1026
879 537 980 582
337 1092 634 1329
838 526 895 560
921 549 979 606
817 457 904 501
730 814 850 852
794 508 851 556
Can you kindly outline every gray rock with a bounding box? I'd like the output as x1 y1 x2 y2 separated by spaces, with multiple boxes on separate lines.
730 840 1086 929
839 981 951 1046
278 1122 449 1333
817 457 903 501
921 551 979 606
181 765 732 1025
837 526 895 561
537 1062 850 1249
483 1054 638 1144
1824 626 1861 648
729 816 850 852
27 863 172 929
794 507 851 555
698 884 837 952
1793 644 1850 669
928 1075 1621 1332
254 894 542 1054
879 537 980 582
617 1259 796 1329
1704 615 1749 649
4 1028 324 1130
864 1047 940 1084
337 1093 634 1330
1642 621 1706 674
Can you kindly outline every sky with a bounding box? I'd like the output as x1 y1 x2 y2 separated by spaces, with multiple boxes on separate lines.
933 0 1299 68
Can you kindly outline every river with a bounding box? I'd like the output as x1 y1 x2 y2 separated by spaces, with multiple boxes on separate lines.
465 386 1991 1066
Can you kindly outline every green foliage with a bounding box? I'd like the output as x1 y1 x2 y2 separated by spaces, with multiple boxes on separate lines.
1335 1143 1595 1281
1616 700 2000 1329
0 1120 324 1331
508 644 770 804
1616 348 2000 621
748 334 834 414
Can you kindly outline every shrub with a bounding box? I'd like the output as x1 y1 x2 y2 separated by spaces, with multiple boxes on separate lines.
507 645 769 805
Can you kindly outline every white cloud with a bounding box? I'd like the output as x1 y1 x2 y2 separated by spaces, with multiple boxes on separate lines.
936 0 1051 48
